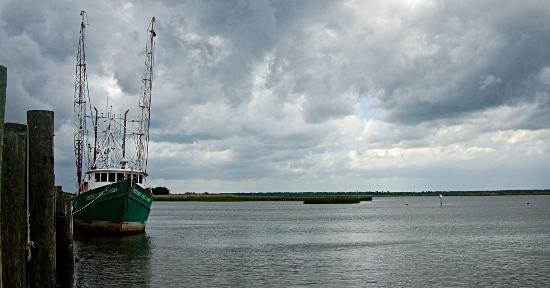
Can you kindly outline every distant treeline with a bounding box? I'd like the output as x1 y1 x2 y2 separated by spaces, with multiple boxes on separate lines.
176 189 550 197
230 190 550 196
366 190 550 196
153 189 550 202
150 187 170 195
161 190 550 198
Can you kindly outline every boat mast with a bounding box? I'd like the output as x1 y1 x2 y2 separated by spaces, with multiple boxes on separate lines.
136 17 156 172
74 11 90 192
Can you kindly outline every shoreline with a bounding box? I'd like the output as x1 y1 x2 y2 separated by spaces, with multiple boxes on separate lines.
153 190 550 201
153 194 373 202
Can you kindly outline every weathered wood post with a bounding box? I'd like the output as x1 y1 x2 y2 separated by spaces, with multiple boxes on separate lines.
55 187 73 288
1 123 27 288
27 110 55 288
0 65 9 288
64 195 73 241
63 192 74 287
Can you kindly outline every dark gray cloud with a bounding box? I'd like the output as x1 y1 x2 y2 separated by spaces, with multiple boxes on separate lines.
370 1 550 125
1 0 549 192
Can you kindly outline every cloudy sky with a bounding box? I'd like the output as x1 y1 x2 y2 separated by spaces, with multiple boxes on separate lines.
1 0 549 193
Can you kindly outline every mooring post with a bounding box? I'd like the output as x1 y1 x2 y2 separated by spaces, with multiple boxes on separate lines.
63 193 73 241
63 192 74 287
55 187 73 288
1 123 26 288
0 65 8 288
55 187 68 239
27 110 55 288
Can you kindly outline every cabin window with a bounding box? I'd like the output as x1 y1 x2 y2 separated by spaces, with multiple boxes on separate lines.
108 173 115 182
95 173 100 182
117 173 124 181
138 175 143 183
100 173 107 182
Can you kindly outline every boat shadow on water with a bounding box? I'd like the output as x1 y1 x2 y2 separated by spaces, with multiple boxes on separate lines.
74 234 152 287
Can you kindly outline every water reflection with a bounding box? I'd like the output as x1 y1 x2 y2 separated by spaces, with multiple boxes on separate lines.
74 234 151 287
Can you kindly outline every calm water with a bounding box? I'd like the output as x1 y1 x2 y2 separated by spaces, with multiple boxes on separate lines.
74 196 550 287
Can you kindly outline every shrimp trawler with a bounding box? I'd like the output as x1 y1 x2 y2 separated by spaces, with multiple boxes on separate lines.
72 12 157 235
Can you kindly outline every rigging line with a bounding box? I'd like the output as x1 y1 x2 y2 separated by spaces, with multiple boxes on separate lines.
72 181 117 215
144 29 155 171
25 126 34 262
81 11 92 144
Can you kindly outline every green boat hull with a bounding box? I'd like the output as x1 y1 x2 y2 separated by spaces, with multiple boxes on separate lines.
72 179 153 235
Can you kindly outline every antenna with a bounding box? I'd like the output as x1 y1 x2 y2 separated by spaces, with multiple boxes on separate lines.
136 17 156 172
74 10 90 193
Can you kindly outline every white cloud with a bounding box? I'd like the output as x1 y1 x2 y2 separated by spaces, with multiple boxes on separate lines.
479 74 502 90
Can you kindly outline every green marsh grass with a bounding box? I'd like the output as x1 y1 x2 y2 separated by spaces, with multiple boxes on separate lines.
303 197 361 204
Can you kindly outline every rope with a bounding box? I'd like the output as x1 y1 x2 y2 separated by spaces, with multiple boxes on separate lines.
26 212 34 262
26 127 33 262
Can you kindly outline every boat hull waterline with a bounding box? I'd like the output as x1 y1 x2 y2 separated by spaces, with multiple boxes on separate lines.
72 179 153 235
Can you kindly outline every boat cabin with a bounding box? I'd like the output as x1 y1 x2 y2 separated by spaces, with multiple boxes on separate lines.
81 168 148 192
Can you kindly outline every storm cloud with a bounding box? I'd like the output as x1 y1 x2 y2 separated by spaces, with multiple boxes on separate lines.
1 0 549 192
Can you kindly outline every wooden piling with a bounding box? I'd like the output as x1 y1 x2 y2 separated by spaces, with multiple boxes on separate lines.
1 123 26 288
55 187 73 288
27 110 55 288
63 193 74 287
0 66 6 176
55 187 68 239
0 65 8 288
64 195 73 241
